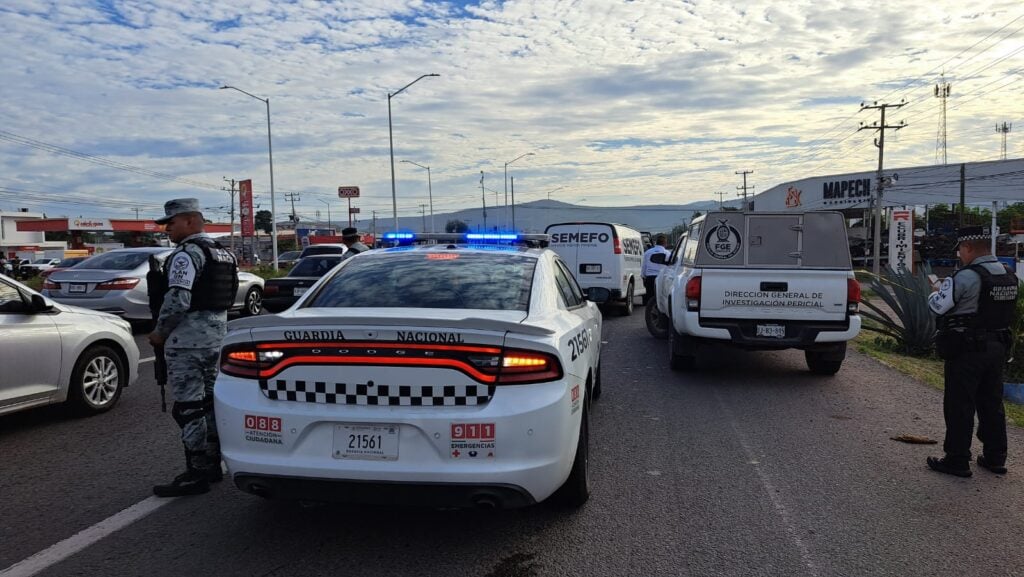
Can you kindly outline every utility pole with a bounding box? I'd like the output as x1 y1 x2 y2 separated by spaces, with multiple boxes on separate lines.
859 100 907 276
735 170 753 210
371 210 378 243
996 122 1013 160
934 77 951 164
511 177 516 231
713 191 727 210
419 204 428 232
222 177 237 254
132 207 140 220
480 171 487 232
284 192 300 224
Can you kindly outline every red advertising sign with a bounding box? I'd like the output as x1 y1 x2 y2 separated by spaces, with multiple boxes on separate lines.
239 179 255 237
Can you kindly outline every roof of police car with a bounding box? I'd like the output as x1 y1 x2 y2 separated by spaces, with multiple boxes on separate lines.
373 244 547 256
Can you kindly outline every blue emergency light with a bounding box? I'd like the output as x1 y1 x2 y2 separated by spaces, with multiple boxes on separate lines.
383 232 416 240
465 233 520 241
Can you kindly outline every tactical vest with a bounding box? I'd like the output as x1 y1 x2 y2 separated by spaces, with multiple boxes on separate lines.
164 237 239 312
938 263 1018 332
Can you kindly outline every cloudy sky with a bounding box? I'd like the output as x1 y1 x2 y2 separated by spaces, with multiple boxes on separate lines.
1 0 1021 226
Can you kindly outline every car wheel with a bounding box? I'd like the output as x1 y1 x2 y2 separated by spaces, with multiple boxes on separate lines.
805 344 846 376
592 362 602 401
241 286 263 317
645 299 670 339
68 345 125 415
620 282 634 316
554 405 590 508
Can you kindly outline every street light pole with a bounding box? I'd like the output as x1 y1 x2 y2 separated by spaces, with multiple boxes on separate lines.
544 185 565 200
318 199 331 230
220 85 279 270
388 74 439 240
504 152 534 230
401 160 434 233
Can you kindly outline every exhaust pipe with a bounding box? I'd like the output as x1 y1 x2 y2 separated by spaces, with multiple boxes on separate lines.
472 494 499 510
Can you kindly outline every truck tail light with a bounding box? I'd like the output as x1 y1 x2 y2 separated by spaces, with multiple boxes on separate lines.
43 279 60 290
264 284 279 295
95 278 140 290
847 278 861 313
685 276 701 311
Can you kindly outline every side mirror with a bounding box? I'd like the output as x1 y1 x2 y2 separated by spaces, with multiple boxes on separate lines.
650 253 667 265
30 293 54 313
586 287 611 304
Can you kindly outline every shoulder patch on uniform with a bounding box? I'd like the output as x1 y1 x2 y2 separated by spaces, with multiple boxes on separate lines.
928 277 955 315
167 252 197 290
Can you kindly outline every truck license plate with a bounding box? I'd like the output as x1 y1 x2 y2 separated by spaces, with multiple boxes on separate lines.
333 424 399 461
293 287 308 296
756 324 785 338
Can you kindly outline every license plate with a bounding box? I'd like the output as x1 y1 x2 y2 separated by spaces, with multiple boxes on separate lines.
333 424 399 461
293 287 308 296
69 283 87 294
756 324 785 338
581 264 601 274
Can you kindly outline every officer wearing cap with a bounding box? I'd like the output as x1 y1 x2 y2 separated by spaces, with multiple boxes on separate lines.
926 226 1019 477
148 198 239 496
641 234 670 306
339 226 370 259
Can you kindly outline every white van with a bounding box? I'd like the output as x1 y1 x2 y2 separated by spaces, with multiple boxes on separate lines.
545 222 645 314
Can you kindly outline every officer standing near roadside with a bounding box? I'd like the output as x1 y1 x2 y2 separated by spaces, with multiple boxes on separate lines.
641 234 670 306
148 199 238 496
926 226 1019 478
339 226 370 259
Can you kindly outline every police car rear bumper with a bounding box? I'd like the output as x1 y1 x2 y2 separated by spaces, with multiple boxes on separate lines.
233 473 535 508
214 374 582 506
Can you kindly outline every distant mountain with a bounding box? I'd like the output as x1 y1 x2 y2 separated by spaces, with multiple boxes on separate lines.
363 199 738 235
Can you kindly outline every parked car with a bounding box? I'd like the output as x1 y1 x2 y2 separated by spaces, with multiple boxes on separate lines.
276 250 302 269
0 274 140 416
216 232 608 509
263 254 346 313
18 258 62 279
39 256 90 279
299 243 348 258
42 247 264 324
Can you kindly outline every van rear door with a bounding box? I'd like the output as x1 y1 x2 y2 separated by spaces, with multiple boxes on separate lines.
545 223 616 284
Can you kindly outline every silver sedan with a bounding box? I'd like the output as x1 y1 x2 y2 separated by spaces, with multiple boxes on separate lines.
42 247 264 323
0 274 140 416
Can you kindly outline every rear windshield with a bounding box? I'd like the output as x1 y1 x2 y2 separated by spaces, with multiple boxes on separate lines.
75 251 154 271
308 252 536 311
290 256 344 277
301 245 347 257
56 257 86 268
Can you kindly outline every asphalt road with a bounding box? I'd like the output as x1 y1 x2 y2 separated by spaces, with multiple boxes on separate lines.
3 311 1024 577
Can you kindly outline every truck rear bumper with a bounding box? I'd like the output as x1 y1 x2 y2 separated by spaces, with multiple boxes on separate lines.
686 314 860 349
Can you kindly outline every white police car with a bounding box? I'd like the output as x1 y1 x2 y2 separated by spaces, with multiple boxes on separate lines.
214 233 607 509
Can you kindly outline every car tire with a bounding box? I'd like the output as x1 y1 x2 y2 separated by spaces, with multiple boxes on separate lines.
68 345 126 415
645 299 670 339
668 311 697 371
592 362 602 401
619 282 634 316
241 286 263 317
805 344 846 376
554 405 590 508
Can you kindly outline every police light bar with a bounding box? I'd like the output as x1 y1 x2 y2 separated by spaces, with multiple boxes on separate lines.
383 232 416 240
465 233 519 240
383 232 550 246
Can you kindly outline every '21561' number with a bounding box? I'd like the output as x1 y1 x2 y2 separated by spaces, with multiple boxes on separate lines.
568 328 591 361
349 434 382 450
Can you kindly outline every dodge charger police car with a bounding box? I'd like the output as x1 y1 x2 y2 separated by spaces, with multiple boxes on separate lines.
214 233 607 509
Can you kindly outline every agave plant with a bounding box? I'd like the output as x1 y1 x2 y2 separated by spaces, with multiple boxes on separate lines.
859 264 937 356
1007 280 1024 381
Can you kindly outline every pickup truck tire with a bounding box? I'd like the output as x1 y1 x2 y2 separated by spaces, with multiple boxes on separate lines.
645 300 670 339
619 282 635 316
805 343 846 376
668 312 697 371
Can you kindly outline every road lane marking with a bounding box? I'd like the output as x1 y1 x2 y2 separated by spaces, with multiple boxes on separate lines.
139 357 155 364
0 496 173 577
715 389 819 577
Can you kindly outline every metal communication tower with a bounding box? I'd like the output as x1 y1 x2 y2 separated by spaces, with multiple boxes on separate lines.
996 122 1012 160
934 77 951 164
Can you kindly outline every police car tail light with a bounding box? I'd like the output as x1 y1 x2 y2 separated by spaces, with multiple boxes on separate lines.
220 344 282 378
846 278 861 313
95 278 140 290
43 279 60 290
495 349 563 384
685 276 701 311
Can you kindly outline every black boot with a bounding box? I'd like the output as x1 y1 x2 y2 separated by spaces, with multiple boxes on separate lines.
926 456 972 478
977 455 1007 474
206 440 224 483
153 450 212 497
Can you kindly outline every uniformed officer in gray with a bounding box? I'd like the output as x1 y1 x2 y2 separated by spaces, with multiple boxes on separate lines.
926 226 1019 477
149 198 239 496
339 226 370 259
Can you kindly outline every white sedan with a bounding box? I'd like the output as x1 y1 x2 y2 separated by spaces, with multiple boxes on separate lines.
0 274 140 417
215 233 607 509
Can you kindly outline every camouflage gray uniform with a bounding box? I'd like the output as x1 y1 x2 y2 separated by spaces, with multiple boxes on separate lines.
157 232 228 471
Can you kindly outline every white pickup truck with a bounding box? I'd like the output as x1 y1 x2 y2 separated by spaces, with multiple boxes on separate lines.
646 211 861 375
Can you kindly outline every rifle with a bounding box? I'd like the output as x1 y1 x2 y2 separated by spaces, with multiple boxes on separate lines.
147 255 168 412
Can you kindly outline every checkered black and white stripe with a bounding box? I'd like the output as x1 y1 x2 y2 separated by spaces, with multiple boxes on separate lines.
260 379 495 406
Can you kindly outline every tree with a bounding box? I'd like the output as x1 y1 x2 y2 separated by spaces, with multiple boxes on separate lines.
255 210 273 235
445 219 469 233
